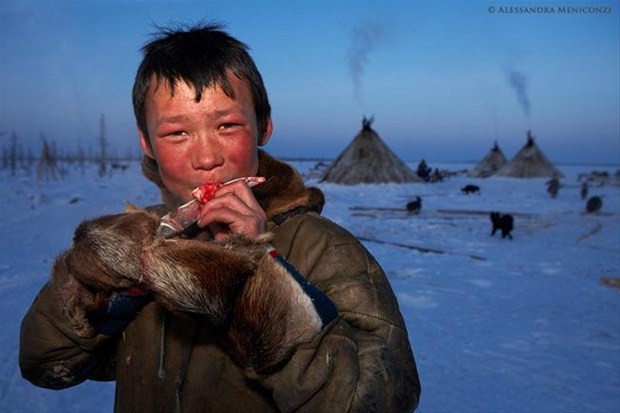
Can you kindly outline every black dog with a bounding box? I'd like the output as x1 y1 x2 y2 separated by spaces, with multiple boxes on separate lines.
461 184 480 194
490 212 514 240
585 196 603 213
406 196 422 214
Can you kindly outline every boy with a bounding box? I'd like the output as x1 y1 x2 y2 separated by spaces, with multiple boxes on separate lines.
20 24 420 412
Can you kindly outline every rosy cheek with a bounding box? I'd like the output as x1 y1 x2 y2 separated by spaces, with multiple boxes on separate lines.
155 154 191 196
228 146 258 174
157 153 180 174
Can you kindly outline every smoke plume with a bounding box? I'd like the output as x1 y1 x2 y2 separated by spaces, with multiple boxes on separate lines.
504 66 531 119
347 21 386 106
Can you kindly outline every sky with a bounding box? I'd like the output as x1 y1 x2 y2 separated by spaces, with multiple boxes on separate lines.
1 0 619 164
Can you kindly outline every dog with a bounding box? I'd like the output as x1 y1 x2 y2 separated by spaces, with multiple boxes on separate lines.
585 196 602 213
461 184 480 194
406 196 422 214
490 212 514 240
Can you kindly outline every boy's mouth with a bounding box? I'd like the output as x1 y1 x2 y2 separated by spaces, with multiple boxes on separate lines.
160 177 266 238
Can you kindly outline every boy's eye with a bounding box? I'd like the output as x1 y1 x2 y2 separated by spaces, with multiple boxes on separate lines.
166 130 188 137
218 123 239 130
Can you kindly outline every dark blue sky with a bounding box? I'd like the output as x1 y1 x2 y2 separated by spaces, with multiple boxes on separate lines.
1 0 618 163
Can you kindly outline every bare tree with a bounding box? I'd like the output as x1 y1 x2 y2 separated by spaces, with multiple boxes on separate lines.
36 135 63 181
7 132 19 176
76 140 86 176
98 113 108 177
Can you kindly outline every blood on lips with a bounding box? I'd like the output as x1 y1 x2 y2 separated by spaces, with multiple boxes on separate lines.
191 182 220 204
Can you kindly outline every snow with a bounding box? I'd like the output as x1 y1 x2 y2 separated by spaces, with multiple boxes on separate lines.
1 160 619 413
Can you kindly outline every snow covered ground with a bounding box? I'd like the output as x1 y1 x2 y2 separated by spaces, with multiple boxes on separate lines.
1 159 619 413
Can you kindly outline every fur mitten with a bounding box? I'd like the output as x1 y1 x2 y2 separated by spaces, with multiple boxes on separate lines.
141 233 338 377
225 251 338 378
65 208 160 290
54 207 159 337
140 234 272 324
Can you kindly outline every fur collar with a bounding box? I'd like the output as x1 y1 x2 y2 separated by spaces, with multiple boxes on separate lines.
141 150 324 222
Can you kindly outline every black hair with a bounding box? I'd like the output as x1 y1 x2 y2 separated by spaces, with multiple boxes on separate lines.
132 23 271 141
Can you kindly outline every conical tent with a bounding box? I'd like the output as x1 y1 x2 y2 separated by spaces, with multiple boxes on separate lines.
321 117 421 184
495 131 564 178
469 141 508 178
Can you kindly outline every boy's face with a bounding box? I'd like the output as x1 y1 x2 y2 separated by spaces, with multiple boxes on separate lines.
139 73 272 204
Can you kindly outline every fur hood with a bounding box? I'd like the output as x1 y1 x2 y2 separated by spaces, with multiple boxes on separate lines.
141 149 325 222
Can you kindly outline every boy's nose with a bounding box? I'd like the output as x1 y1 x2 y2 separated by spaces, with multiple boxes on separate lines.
191 135 222 170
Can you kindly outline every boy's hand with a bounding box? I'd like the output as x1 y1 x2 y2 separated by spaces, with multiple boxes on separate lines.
196 179 267 241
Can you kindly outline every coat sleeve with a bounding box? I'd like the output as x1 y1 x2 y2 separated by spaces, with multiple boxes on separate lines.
20 209 158 389
261 214 421 413
19 286 119 389
19 248 152 389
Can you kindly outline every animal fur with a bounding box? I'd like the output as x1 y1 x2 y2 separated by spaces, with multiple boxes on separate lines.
57 205 285 339
490 212 514 240
52 207 159 337
406 196 422 214
140 231 324 376
141 233 272 323
56 200 326 373
65 208 160 291
461 184 480 194
224 252 324 378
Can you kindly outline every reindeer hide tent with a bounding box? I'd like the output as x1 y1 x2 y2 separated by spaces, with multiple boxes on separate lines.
321 117 421 184
469 141 508 178
495 131 564 178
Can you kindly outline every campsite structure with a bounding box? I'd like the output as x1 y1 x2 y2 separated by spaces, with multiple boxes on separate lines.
495 131 564 178
321 117 421 185
469 141 508 178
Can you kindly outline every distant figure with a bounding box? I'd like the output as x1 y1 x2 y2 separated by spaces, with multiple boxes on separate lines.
586 196 603 213
546 176 560 198
580 181 589 200
490 212 514 240
406 196 422 214
417 159 431 182
461 184 480 195
430 168 443 183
